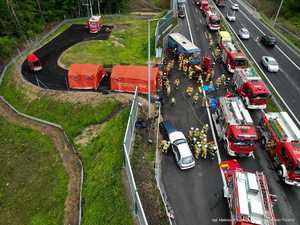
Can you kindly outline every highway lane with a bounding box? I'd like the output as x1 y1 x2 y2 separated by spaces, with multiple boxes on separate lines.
216 1 300 123
161 1 300 225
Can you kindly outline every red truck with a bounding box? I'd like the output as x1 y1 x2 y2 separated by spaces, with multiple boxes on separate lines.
233 67 270 109
200 0 209 15
260 111 300 186
206 10 221 30
220 160 277 225
213 96 258 157
88 15 102 33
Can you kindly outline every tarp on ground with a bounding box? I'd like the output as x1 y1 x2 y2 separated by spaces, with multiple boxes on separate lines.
68 64 105 89
110 65 158 94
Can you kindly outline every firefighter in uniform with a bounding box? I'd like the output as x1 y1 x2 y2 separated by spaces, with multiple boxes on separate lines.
174 78 180 90
194 128 201 140
188 67 193 80
188 127 195 141
160 140 170 153
201 95 207 107
194 142 201 160
186 86 193 97
193 93 199 104
220 74 226 85
215 77 222 89
201 138 208 159
198 85 203 94
178 54 183 70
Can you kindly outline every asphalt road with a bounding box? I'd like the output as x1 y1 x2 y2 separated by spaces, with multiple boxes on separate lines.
216 0 300 123
21 24 112 90
161 1 300 225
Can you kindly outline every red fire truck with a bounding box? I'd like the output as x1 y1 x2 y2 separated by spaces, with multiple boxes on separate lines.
206 10 221 30
213 96 258 157
214 0 226 7
260 111 300 186
88 15 102 33
221 41 249 73
220 160 277 225
233 67 270 109
200 0 209 15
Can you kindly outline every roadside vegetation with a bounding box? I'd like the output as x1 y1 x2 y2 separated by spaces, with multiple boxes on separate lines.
60 17 156 67
0 115 68 225
0 64 133 224
132 130 169 225
245 0 300 49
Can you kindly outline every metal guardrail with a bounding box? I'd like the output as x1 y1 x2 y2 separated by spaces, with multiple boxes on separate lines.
123 88 149 225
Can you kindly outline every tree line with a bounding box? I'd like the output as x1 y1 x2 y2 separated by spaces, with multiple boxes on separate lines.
0 0 128 63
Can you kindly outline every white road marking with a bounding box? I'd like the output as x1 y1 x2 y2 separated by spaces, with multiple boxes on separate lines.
199 17 202 24
183 4 194 44
237 7 300 70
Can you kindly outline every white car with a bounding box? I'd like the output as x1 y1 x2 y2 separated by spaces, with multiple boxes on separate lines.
261 56 279 72
238 28 250 39
227 12 236 22
231 3 239 10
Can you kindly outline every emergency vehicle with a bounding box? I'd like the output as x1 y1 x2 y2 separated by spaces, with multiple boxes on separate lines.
221 41 249 73
200 0 209 15
220 160 277 225
167 33 201 65
88 15 102 33
214 0 226 7
206 10 221 30
233 67 270 109
260 111 300 186
213 97 258 156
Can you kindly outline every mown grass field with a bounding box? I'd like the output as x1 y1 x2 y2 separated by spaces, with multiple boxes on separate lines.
0 116 68 225
60 16 156 67
0 64 133 225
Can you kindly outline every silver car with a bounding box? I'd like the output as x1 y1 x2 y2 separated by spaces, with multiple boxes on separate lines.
238 28 250 40
231 3 239 10
261 56 279 73
226 12 236 22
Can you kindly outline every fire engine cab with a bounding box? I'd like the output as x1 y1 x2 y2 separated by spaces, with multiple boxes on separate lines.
213 97 258 157
88 15 102 33
200 0 209 15
220 160 277 225
260 111 300 186
233 67 270 109
221 41 249 73
206 10 221 30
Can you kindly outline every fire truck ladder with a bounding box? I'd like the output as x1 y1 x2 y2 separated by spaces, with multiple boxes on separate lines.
256 172 275 225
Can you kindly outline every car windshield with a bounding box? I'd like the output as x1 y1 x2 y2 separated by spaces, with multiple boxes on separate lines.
211 18 220 24
294 166 300 175
253 93 270 98
233 140 256 146
191 52 201 60
174 138 187 145
234 59 248 67
182 156 193 164
241 29 248 34
267 58 278 65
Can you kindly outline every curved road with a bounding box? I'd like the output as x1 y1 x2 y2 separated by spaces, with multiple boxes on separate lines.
21 24 112 90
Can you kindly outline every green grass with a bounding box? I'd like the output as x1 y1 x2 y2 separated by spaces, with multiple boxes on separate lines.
78 108 133 225
0 63 134 224
0 116 68 225
0 65 119 138
60 17 156 67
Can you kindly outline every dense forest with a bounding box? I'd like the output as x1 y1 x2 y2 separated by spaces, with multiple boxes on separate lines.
0 0 128 63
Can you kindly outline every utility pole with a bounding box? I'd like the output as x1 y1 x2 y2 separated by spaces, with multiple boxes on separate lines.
273 0 284 27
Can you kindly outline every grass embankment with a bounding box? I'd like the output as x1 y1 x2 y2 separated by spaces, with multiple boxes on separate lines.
132 133 169 225
0 116 68 225
0 65 134 225
60 17 156 67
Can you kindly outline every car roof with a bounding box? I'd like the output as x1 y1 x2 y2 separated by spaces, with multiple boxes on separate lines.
161 120 177 134
169 131 192 157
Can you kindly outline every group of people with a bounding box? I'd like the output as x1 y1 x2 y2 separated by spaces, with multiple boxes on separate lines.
188 125 217 160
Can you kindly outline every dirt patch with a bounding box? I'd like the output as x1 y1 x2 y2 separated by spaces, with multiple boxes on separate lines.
0 97 82 225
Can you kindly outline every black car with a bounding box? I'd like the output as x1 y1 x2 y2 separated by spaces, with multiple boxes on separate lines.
261 35 277 47
159 120 177 140
178 7 185 19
